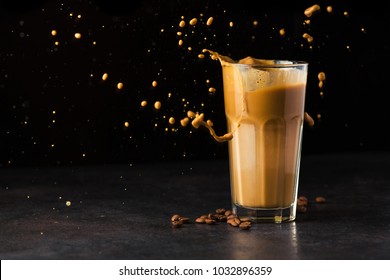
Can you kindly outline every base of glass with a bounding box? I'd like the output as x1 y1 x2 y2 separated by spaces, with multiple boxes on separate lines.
232 203 296 223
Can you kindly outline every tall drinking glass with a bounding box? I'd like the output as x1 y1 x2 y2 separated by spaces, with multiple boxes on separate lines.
220 56 308 223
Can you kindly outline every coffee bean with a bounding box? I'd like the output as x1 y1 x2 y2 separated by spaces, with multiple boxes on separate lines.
171 214 181 222
208 213 217 220
229 221 239 227
298 196 308 206
315 196 326 203
205 218 216 225
227 214 236 220
239 221 251 230
179 217 190 223
217 214 227 222
195 217 206 224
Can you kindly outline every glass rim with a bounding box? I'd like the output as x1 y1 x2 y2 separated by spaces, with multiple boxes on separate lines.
228 59 308 68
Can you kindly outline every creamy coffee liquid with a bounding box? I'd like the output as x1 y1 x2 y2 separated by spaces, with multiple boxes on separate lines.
227 83 305 208
208 51 307 208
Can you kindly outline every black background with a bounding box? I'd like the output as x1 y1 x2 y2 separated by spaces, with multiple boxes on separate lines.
1 0 389 167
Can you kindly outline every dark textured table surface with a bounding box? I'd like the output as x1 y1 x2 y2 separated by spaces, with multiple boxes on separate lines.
1 151 389 260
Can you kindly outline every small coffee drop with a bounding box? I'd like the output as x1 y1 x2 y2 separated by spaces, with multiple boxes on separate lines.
304 4 320 17
154 101 162 110
318 72 326 81
180 117 190 127
189 18 198 26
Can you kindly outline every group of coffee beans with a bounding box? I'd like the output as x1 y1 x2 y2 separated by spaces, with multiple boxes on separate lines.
171 196 326 229
297 195 326 213
170 208 252 230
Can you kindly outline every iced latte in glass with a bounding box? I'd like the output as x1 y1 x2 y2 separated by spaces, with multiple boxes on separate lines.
212 52 308 222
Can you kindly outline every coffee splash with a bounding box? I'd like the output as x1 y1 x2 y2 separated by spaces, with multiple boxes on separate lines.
184 49 314 143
